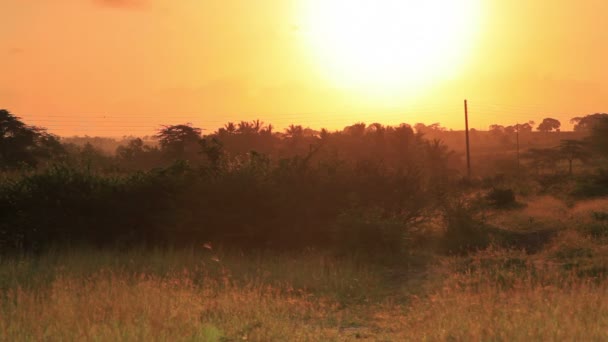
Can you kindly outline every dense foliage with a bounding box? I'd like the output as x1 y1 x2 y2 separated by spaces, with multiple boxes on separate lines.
1 110 607 253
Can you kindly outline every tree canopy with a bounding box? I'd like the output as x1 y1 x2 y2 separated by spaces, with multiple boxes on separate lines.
0 109 63 168
155 124 202 159
537 118 561 132
570 113 608 132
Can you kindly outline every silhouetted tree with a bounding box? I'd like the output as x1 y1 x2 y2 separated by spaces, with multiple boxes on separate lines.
522 148 559 175
200 137 224 169
116 138 146 160
223 122 237 134
424 138 455 186
251 119 263 133
115 138 161 169
489 124 505 135
415 122 446 135
571 113 608 132
537 118 561 132
588 116 608 157
285 124 303 139
262 124 273 135
504 126 516 134
237 121 257 135
514 123 533 133
344 123 366 137
558 140 588 175
156 124 202 159
0 109 64 168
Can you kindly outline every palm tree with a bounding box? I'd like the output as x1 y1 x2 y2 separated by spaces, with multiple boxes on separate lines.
251 119 263 134
285 124 303 139
224 122 236 134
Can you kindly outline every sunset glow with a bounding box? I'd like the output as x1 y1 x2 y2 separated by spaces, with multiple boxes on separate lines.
1 1 608 135
301 0 481 96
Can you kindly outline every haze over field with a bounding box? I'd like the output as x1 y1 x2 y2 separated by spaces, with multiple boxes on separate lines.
2 0 608 135
3 3 608 340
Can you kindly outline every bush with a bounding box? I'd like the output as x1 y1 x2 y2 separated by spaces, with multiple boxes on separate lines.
572 169 608 198
0 159 432 254
441 200 490 254
332 208 407 254
486 188 516 208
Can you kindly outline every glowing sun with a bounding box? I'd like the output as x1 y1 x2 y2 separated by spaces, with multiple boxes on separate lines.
301 0 481 96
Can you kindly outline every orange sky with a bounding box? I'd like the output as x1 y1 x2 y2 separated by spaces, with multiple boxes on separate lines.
2 0 608 136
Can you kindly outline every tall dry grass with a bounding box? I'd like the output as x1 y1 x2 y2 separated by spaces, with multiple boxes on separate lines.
2 240 608 341
2 196 608 341
0 248 394 341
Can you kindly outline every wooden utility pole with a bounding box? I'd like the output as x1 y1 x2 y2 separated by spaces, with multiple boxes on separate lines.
516 123 520 172
464 99 471 179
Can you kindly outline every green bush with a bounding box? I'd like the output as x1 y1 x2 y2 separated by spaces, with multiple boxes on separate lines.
441 200 490 254
572 169 608 198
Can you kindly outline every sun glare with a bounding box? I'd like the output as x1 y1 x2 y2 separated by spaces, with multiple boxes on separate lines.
301 0 481 97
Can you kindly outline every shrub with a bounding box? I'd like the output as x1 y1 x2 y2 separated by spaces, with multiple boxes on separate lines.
441 200 490 254
486 187 516 208
0 158 432 254
332 208 407 255
572 169 608 198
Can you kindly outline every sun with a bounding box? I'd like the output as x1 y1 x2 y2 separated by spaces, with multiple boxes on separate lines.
300 0 481 98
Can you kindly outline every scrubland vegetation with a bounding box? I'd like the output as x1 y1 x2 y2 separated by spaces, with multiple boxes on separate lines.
1 109 608 340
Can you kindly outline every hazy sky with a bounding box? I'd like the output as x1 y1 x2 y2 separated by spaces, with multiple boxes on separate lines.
2 0 608 136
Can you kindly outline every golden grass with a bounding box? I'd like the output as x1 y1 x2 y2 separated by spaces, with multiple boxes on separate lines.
1 195 608 341
0 249 392 341
400 278 608 340
1 241 608 341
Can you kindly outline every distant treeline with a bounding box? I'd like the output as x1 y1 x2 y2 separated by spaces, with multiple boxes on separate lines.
0 109 607 253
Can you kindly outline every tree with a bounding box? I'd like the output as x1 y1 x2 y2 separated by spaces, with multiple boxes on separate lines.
262 124 273 135
504 125 516 134
115 138 160 169
199 137 224 169
570 113 608 132
156 124 202 159
588 115 608 157
285 124 303 139
514 123 533 133
558 140 588 175
489 124 505 135
344 123 366 137
537 118 561 132
415 122 445 135
116 138 146 160
223 122 236 134
522 148 560 175
237 121 257 135
0 109 63 168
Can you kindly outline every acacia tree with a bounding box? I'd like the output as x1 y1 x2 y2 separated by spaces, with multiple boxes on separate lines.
558 139 588 175
522 148 560 175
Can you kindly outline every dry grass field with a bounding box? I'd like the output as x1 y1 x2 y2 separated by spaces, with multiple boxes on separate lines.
1 197 608 341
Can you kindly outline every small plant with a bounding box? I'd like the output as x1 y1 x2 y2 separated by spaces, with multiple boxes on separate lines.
486 187 516 208
332 208 407 255
572 169 608 198
441 199 490 254
592 211 608 221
